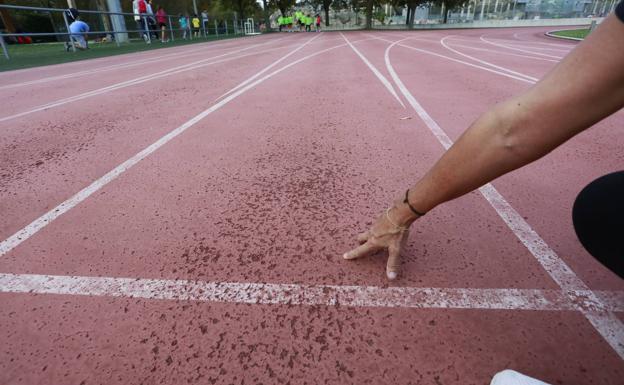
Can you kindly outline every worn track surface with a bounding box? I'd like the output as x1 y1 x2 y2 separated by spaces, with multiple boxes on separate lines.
1 29 623 385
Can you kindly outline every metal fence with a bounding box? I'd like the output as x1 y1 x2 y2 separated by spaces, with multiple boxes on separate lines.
0 4 258 60
265 0 616 30
378 0 618 26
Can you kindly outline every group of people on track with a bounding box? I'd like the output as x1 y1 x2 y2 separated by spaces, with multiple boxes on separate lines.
278 11 321 32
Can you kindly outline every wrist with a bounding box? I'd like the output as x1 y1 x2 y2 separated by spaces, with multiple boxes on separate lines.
390 200 420 227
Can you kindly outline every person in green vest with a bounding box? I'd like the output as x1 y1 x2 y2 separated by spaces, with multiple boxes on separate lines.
296 11 303 31
305 15 312 32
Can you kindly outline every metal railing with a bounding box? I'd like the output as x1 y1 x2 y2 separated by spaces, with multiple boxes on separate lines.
0 4 255 60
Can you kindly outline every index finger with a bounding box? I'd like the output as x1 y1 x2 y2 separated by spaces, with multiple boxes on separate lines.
342 241 382 260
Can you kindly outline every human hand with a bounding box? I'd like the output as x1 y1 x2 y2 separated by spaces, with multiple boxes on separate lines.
342 204 416 280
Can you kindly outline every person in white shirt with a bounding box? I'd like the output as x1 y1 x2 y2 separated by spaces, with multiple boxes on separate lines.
201 10 209 32
132 0 148 41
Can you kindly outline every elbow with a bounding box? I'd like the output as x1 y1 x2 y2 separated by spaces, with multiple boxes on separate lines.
488 101 535 161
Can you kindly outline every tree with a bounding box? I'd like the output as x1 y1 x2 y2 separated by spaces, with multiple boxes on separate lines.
321 0 332 26
364 0 379 29
435 0 466 23
397 0 428 27
350 0 366 25
309 0 334 27
222 0 258 20
268 0 295 16
0 0 17 33
261 0 271 29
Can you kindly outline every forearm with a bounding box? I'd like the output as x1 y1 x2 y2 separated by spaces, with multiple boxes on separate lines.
406 101 543 211
392 14 624 225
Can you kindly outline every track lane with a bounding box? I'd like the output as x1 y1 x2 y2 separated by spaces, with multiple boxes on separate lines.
383 28 624 290
0 34 324 240
0 35 304 117
0 34 285 86
0 28 622 385
0 33 558 290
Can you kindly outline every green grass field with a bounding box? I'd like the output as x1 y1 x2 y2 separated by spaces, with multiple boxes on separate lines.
0 34 246 72
550 28 590 39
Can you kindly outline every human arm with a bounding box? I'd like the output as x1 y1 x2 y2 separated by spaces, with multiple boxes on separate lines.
344 14 624 279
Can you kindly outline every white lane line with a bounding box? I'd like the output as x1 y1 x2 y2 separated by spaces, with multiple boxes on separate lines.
447 36 573 52
0 38 310 123
0 34 279 82
0 39 355 258
398 33 567 49
3 273 623 312
216 33 322 101
480 36 564 59
488 42 572 53
383 38 624 359
442 42 559 63
440 36 539 82
369 35 535 85
594 290 624 311
0 36 291 91
340 32 405 108
486 35 575 49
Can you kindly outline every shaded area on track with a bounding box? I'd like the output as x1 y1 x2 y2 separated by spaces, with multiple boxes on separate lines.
1 293 623 385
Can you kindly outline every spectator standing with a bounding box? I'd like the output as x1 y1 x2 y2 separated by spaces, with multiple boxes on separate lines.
155 5 168 43
201 10 209 33
132 0 149 42
146 0 157 39
315 14 321 32
192 14 201 38
178 14 189 39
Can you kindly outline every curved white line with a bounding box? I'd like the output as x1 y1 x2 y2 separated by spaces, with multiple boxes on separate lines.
384 39 624 359
341 32 405 108
444 42 559 63
487 35 576 49
480 35 564 59
369 34 535 85
440 36 539 82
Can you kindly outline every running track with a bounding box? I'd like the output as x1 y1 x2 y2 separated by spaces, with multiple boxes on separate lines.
1 29 622 384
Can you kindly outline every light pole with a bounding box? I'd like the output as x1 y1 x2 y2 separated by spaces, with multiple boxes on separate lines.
106 0 128 43
192 0 199 15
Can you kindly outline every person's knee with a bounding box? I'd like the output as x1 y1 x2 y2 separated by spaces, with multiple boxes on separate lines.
573 171 624 278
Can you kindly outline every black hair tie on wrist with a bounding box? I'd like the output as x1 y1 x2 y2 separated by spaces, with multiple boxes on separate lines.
404 189 426 217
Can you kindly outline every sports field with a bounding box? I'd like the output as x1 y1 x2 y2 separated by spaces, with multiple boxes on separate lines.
1 29 623 384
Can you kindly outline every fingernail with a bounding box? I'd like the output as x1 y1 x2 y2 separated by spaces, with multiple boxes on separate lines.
387 271 397 280
342 253 349 259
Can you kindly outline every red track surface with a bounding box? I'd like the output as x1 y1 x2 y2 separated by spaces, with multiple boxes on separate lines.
1 29 623 384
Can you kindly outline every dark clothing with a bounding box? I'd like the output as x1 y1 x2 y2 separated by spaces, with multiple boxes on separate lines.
573 171 624 279
617 0 624 22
